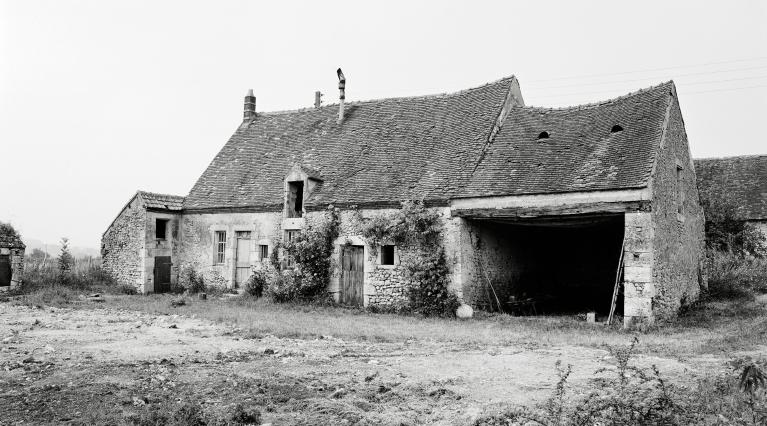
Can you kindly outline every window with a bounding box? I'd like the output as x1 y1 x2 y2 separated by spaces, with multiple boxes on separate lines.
537 131 549 140
286 181 304 218
284 230 300 267
259 244 269 262
380 245 395 265
676 164 684 215
215 231 226 264
611 124 623 133
155 219 168 240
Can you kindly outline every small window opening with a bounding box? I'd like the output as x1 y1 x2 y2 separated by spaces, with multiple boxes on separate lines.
537 131 549 140
259 244 269 262
611 124 623 133
284 230 301 267
287 181 304 218
380 245 395 265
215 231 226 264
155 219 168 240
676 165 684 215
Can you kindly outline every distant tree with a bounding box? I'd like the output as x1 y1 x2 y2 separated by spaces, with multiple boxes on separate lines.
699 184 766 257
28 248 48 261
58 237 74 273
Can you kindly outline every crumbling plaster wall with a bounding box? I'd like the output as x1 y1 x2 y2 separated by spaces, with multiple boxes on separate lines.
647 97 706 321
101 198 146 290
143 211 181 293
177 212 282 288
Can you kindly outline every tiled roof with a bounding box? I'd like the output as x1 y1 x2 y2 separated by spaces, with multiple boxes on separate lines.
458 82 674 197
184 77 519 209
0 224 24 249
694 155 767 220
184 78 675 210
138 191 185 211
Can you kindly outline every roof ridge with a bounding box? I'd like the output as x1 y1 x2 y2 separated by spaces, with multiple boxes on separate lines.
253 75 517 117
694 154 767 161
520 80 675 112
137 190 185 199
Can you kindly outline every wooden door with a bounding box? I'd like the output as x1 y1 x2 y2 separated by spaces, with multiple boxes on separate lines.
153 256 172 293
0 255 11 287
235 233 252 288
340 245 364 306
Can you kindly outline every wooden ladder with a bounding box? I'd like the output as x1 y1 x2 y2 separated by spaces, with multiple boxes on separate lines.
607 236 626 325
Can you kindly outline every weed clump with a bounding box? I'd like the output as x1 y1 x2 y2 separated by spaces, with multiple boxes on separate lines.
707 250 767 299
474 338 767 426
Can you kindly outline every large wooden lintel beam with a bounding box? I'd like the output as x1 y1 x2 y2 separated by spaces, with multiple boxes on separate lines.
451 200 651 219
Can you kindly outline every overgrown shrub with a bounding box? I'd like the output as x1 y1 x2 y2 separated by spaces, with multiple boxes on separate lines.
699 186 767 257
475 339 767 426
178 266 207 294
707 250 767 299
406 248 460 317
267 206 340 302
244 267 268 298
358 200 459 316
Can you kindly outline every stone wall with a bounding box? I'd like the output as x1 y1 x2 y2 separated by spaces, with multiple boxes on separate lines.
322 207 458 307
457 220 520 308
143 211 182 293
101 198 146 290
177 211 282 289
647 96 706 322
0 247 25 291
623 212 655 325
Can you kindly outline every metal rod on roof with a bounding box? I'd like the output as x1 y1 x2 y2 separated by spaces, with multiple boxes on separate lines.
337 68 346 124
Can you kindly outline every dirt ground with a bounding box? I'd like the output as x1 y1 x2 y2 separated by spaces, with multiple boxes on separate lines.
0 302 749 425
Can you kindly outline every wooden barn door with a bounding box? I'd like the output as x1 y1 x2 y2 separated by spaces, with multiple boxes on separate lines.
341 246 364 306
0 255 11 287
153 256 172 293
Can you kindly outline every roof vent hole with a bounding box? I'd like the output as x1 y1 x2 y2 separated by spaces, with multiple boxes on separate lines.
537 131 550 140
611 124 623 133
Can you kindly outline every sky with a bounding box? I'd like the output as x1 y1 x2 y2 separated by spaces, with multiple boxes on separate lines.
1 0 766 250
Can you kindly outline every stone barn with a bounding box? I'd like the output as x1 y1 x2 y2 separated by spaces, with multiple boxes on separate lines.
103 71 706 325
695 155 767 238
0 225 25 291
102 191 184 293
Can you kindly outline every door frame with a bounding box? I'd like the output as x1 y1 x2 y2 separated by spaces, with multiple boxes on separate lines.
153 255 172 293
234 231 253 288
340 245 365 306
0 254 11 287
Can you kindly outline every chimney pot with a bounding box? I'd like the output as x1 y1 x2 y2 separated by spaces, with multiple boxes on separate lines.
337 68 346 124
314 91 322 109
243 89 256 121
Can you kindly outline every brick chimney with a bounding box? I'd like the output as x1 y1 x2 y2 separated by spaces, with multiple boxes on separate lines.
243 89 256 121
336 68 346 124
314 91 322 109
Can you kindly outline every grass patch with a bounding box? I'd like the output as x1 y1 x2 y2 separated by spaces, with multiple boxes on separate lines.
11 290 762 359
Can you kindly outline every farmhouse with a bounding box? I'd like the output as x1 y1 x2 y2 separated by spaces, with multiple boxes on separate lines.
0 224 25 291
695 155 767 238
103 72 706 325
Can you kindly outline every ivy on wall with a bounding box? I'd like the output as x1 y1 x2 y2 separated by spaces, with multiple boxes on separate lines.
267 206 341 302
356 200 460 316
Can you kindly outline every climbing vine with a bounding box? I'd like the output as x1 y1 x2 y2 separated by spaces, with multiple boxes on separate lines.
357 200 460 316
266 206 341 302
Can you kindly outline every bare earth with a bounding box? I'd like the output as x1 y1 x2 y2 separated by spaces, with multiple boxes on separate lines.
0 303 742 425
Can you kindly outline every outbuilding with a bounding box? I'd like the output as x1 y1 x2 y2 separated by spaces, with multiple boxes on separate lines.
0 224 25 291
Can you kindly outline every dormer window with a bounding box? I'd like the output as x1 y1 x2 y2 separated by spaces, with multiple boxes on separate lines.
287 181 304 218
611 124 623 133
537 131 550 140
